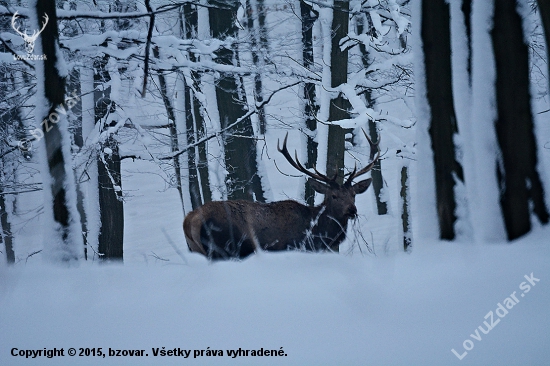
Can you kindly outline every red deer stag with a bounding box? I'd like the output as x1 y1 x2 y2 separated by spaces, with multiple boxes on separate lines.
183 130 380 259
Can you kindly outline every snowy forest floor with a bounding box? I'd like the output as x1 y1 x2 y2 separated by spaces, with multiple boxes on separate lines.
1 225 549 365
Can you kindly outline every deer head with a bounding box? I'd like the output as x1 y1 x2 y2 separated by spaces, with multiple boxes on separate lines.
277 129 380 223
12 11 49 54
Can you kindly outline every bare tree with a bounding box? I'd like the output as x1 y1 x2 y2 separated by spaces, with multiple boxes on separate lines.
36 0 82 261
421 0 464 240
491 0 549 239
208 0 265 202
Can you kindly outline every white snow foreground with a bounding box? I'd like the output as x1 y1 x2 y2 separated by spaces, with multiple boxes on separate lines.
1 229 549 366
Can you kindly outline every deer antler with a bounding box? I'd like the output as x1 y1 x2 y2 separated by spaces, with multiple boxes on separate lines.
344 129 380 186
11 11 27 38
29 13 49 41
11 11 48 41
277 133 335 184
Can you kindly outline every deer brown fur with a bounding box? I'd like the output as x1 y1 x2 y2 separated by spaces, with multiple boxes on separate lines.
183 131 379 260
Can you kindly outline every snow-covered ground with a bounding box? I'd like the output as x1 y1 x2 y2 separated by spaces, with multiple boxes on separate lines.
1 225 549 365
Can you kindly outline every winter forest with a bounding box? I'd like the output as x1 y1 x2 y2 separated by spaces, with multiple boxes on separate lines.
1 0 550 365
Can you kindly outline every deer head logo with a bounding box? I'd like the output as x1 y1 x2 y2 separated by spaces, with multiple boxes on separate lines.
11 11 49 55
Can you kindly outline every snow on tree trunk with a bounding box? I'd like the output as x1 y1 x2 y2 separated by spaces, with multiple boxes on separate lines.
181 3 212 209
449 0 474 240
326 0 350 189
300 0 320 207
411 0 439 240
208 0 265 202
79 64 100 259
153 45 184 208
467 0 506 241
356 12 388 216
0 185 15 264
34 0 82 262
245 0 267 135
93 50 123 261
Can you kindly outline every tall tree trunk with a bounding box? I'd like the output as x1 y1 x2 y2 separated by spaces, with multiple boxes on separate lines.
208 0 265 202
68 66 88 259
400 165 411 251
0 69 20 264
246 0 267 134
491 0 549 240
0 188 15 264
37 0 82 260
421 0 464 240
94 51 123 261
461 0 472 85
536 0 550 92
300 0 319 206
153 45 184 208
326 0 350 251
326 0 350 186
181 3 212 209
357 13 388 215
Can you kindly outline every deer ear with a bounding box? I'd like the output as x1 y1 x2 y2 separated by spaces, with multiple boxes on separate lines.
308 178 329 194
352 178 372 194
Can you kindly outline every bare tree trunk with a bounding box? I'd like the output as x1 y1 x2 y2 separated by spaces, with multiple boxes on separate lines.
421 0 464 240
492 0 549 239
536 0 550 92
0 189 15 264
300 0 320 207
356 13 387 215
326 0 350 251
67 66 89 259
37 0 82 260
400 165 411 251
94 51 123 261
153 45 184 208
246 0 267 134
208 0 265 202
181 3 212 209
326 0 350 187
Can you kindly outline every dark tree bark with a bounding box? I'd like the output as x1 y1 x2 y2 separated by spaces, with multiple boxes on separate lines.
400 165 411 251
491 0 549 240
94 52 123 261
326 0 350 187
37 0 81 260
246 0 267 134
64 1 88 258
537 0 550 92
68 68 89 259
0 188 14 264
421 0 464 240
461 0 472 85
0 74 20 265
357 13 388 215
300 0 319 206
209 0 265 202
326 0 350 251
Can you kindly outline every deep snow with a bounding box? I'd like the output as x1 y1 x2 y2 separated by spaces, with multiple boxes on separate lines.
1 228 549 365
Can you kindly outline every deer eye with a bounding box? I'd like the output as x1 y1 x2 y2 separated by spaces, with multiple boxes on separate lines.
332 194 337 199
